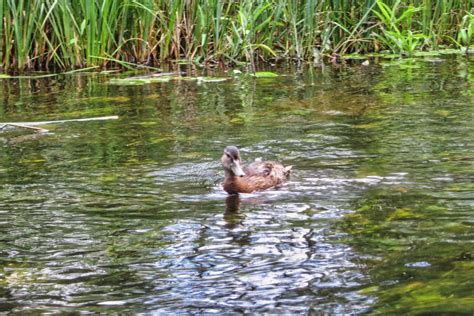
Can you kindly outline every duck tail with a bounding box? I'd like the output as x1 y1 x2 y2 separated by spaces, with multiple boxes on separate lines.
284 165 293 177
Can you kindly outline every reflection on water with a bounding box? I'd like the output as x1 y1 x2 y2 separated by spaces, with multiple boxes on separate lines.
0 56 473 313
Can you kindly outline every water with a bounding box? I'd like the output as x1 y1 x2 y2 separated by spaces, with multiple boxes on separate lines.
0 56 473 314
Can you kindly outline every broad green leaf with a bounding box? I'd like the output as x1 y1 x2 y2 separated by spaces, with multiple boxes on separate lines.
251 71 278 78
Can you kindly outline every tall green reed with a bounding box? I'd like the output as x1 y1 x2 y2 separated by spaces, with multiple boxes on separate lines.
1 0 472 71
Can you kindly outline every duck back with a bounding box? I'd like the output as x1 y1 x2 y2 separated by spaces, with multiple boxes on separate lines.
224 161 292 194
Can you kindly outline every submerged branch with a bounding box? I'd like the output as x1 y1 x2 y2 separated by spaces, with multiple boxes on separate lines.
2 115 119 127
0 116 119 134
0 123 49 133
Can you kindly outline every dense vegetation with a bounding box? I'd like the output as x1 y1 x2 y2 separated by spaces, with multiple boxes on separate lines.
1 0 473 71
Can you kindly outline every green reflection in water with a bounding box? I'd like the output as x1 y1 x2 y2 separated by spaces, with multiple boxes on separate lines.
338 57 473 314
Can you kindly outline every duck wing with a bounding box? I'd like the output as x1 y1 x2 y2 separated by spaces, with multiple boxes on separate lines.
245 160 292 178
244 160 272 177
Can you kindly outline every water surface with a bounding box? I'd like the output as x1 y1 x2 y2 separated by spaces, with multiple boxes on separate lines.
1 56 473 313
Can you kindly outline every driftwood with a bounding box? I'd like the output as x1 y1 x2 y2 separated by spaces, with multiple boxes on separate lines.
0 115 119 134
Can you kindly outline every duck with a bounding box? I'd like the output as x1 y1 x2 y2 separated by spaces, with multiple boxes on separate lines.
221 145 292 194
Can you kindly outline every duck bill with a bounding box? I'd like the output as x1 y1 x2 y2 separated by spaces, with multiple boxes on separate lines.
231 160 245 177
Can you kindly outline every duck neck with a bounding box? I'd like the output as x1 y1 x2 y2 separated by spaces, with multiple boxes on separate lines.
224 169 237 179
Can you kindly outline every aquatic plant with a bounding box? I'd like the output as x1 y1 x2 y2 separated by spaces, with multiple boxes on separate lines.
372 0 428 56
455 12 474 52
0 0 472 71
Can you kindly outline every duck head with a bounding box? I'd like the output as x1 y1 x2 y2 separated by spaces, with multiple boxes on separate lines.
221 146 245 177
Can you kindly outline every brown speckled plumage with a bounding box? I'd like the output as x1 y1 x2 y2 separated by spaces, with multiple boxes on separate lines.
221 146 292 194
